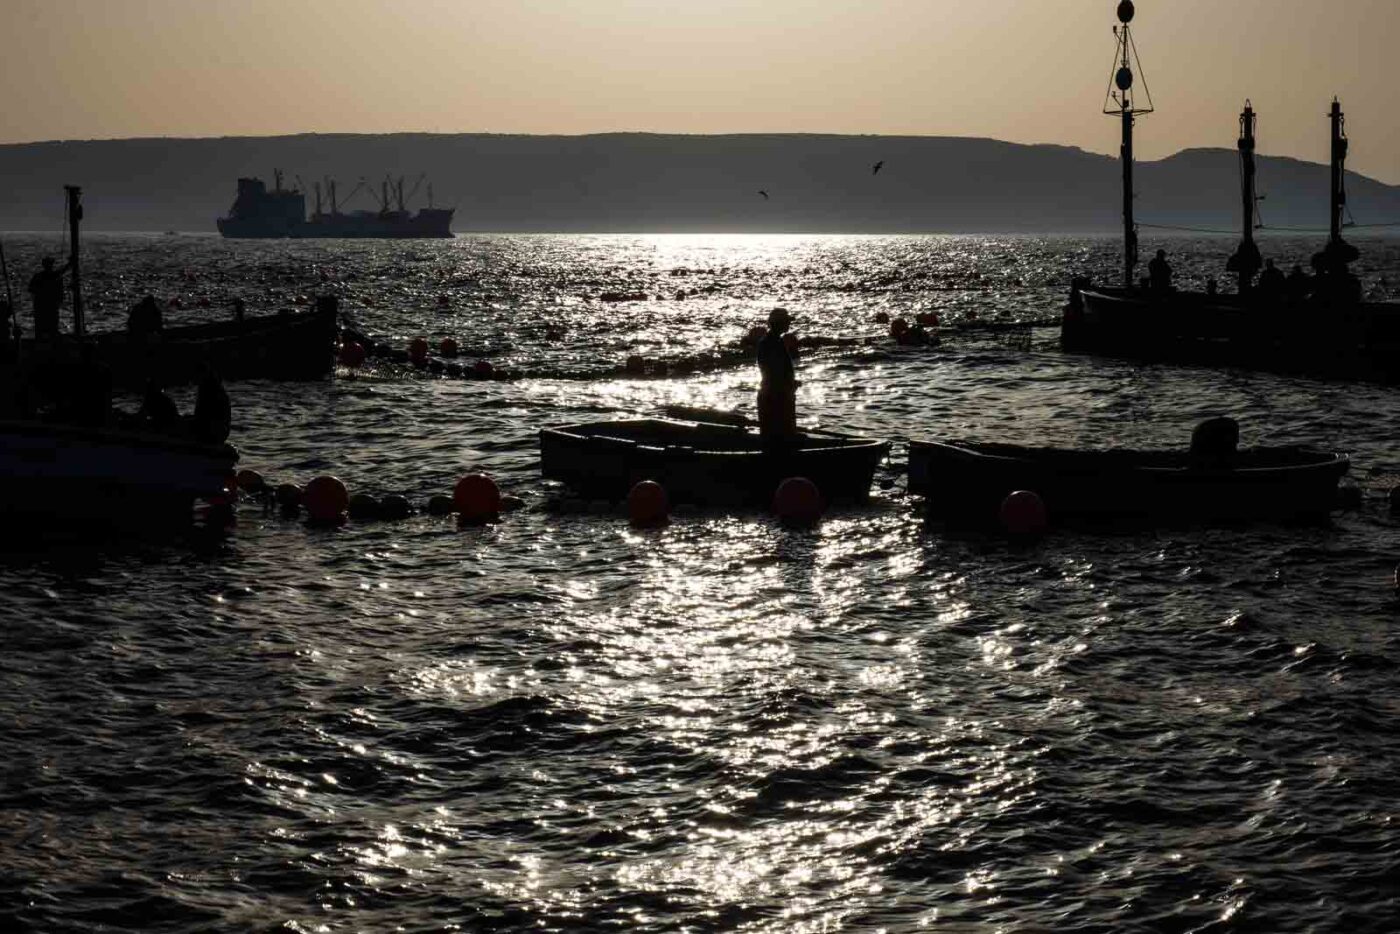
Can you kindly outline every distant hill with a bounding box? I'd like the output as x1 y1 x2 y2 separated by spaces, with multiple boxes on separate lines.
1 133 1397 234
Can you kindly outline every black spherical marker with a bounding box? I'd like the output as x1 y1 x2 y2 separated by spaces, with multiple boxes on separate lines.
1118 1 1135 24
1116 66 1134 91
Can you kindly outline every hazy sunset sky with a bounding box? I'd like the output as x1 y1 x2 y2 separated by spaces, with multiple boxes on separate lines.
3 0 1397 181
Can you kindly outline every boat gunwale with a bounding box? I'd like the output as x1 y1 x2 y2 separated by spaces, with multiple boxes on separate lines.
909 438 1349 479
542 419 889 458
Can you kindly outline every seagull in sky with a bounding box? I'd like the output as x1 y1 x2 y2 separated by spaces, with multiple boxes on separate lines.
758 190 769 200
872 161 884 175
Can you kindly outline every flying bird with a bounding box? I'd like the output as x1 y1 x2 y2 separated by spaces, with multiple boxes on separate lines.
872 161 884 175
758 190 769 200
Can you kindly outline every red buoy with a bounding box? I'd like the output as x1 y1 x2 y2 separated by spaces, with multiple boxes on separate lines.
409 337 430 361
454 474 501 524
772 477 823 528
627 480 669 528
304 475 350 523
873 311 890 324
440 337 459 357
625 354 646 374
999 490 1048 536
236 468 265 493
472 360 495 379
338 340 366 368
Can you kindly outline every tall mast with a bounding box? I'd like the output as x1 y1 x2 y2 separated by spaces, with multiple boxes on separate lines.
1329 98 1346 246
314 181 323 216
65 185 84 339
1227 101 1262 294
1105 1 1152 290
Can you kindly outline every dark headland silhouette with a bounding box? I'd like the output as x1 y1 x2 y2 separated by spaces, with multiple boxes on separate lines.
2 132 1399 233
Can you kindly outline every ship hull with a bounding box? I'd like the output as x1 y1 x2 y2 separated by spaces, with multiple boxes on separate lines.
1062 287 1400 383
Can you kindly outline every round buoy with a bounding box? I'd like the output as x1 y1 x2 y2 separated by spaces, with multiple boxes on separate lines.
304 475 350 523
437 294 450 307
409 337 430 361
627 480 669 528
440 337 459 357
890 317 910 335
380 494 411 520
772 477 823 528
999 490 1048 536
236 468 266 493
454 474 501 524
275 483 303 513
625 354 646 374
426 494 456 516
873 311 890 324
472 360 495 379
338 340 366 369
348 492 380 520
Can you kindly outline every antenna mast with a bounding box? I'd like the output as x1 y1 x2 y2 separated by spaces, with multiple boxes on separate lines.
1105 1 1153 290
1227 101 1262 294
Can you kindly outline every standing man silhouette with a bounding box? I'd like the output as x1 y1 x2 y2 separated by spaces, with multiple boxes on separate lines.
756 307 797 439
27 256 70 338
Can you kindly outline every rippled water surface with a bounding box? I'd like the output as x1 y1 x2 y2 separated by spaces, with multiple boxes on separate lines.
2 233 1399 932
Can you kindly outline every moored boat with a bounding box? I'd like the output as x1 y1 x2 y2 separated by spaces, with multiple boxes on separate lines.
908 439 1349 526
0 419 237 526
540 418 889 506
1061 2 1400 382
16 299 339 388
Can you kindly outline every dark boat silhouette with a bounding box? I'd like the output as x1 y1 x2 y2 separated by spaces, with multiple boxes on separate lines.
540 416 888 506
1061 1 1400 382
8 188 339 387
908 439 1348 527
217 171 454 239
0 187 239 527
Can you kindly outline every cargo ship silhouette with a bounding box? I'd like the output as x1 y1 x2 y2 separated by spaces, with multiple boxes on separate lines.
217 170 453 238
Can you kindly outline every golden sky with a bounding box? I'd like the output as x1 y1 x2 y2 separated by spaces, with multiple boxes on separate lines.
3 0 1397 182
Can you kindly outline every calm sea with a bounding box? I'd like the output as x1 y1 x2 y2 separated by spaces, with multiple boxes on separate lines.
1 232 1398 932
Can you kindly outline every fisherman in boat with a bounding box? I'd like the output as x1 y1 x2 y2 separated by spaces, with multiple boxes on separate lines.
192 366 231 443
1285 265 1311 303
1148 249 1173 293
27 256 70 339
1258 259 1286 302
137 379 181 432
127 295 164 338
756 307 797 439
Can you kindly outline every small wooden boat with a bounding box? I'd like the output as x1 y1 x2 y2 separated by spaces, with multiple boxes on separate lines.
0 419 237 525
15 302 339 388
908 440 1349 526
540 417 889 506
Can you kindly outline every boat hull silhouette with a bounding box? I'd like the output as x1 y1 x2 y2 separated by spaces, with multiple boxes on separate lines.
15 304 339 388
540 418 889 506
1064 287 1400 382
909 438 1349 526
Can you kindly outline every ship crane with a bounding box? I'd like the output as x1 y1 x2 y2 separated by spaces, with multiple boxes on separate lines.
404 172 428 207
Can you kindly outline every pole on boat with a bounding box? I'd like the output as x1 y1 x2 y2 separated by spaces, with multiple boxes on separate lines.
1227 102 1262 294
1105 1 1151 291
1329 98 1346 247
65 185 84 339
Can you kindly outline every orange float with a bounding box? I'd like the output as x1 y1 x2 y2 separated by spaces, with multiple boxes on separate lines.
627 480 669 528
304 475 350 523
772 477 823 528
454 474 501 524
